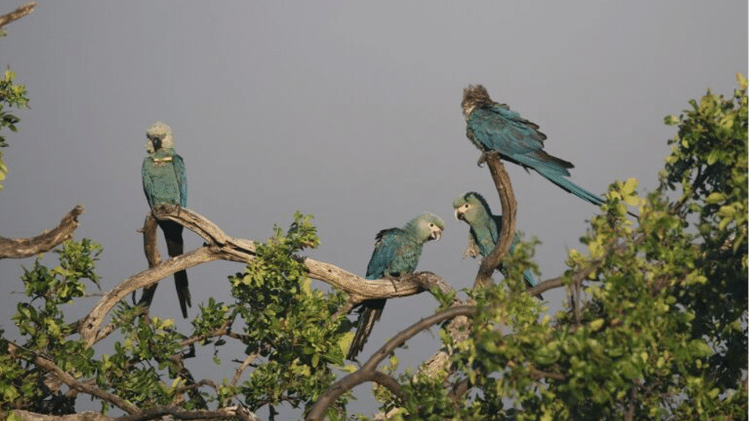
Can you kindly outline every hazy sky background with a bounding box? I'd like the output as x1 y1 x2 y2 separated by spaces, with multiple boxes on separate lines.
0 1 746 417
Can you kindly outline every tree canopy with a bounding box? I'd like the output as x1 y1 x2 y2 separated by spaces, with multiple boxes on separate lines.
0 6 746 420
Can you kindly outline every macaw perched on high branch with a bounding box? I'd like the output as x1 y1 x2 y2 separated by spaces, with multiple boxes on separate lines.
453 192 540 296
347 213 445 360
141 121 191 318
462 84 616 210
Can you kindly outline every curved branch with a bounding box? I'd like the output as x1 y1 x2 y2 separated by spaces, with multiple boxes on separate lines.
474 154 517 288
78 207 447 346
307 306 477 421
0 204 83 259
78 247 223 345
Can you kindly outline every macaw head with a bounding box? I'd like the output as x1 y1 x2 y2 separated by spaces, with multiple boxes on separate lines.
145 121 174 153
453 192 493 225
405 213 445 243
461 84 494 119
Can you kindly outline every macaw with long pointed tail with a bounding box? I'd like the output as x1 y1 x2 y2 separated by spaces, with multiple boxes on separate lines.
453 192 540 296
347 213 445 360
461 84 610 209
141 121 191 318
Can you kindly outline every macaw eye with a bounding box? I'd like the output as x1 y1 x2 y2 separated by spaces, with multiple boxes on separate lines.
463 204 470 209
429 223 434 227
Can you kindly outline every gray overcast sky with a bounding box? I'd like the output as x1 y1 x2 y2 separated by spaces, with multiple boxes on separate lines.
0 0 746 416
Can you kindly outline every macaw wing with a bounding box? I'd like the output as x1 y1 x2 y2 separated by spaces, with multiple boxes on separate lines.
468 106 547 157
463 230 481 259
365 228 403 280
141 157 156 209
492 214 524 255
490 214 504 245
173 153 187 207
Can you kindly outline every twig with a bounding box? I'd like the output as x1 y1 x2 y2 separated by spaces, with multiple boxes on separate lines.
231 352 260 387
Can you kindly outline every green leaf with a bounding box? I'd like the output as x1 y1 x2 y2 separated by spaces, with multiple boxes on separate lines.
704 192 726 204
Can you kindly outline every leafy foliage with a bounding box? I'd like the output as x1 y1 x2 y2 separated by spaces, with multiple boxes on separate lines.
2 240 101 414
228 212 351 418
0 66 29 189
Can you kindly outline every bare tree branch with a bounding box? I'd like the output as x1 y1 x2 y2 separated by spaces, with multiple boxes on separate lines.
0 2 35 28
11 410 112 421
77 207 448 346
0 205 83 259
135 212 161 308
474 153 517 288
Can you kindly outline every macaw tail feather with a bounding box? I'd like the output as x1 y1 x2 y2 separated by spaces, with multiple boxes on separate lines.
535 168 606 207
523 269 537 288
523 269 543 299
174 270 191 318
536 168 638 217
160 220 192 318
347 299 385 360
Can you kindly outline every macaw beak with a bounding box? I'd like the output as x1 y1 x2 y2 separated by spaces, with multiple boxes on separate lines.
149 136 162 151
430 227 443 241
454 208 465 222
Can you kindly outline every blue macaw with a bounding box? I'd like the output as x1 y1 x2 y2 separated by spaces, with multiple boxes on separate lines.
347 213 445 360
141 121 191 318
453 192 540 296
461 84 608 208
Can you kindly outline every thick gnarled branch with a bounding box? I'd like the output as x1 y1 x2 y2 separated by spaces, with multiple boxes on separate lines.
0 204 83 259
78 207 447 346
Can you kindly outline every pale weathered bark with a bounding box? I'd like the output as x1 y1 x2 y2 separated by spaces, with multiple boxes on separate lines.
0 2 35 28
77 206 447 346
0 205 83 259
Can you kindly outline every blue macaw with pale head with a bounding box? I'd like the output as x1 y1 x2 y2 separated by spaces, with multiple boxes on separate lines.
347 212 445 360
453 192 540 295
461 84 608 208
141 121 191 318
